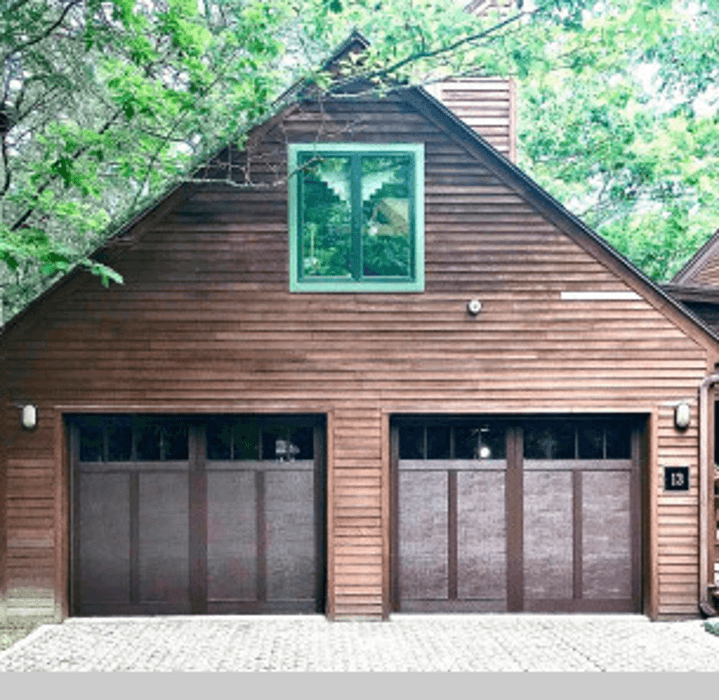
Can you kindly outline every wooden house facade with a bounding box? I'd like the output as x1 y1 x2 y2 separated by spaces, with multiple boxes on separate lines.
666 229 719 334
2 45 719 623
664 229 719 600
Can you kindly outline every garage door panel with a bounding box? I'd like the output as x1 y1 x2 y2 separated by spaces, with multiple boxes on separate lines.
139 472 190 604
399 471 448 600
266 470 316 601
78 473 130 603
395 418 641 614
457 471 506 600
207 471 257 601
72 416 325 616
582 470 632 599
523 471 574 600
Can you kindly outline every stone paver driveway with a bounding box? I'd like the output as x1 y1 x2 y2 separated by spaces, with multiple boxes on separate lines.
2 614 719 672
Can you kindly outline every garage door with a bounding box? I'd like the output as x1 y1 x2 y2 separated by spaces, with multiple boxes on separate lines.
393 417 641 613
70 415 325 615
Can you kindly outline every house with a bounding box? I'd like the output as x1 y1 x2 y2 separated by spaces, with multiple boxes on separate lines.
2 31 719 624
664 229 719 594
665 228 719 334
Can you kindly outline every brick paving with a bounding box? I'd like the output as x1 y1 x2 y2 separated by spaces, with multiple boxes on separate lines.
2 615 719 672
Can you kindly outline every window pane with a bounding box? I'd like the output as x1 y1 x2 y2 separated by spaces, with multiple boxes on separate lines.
79 420 104 462
426 426 451 459
207 422 232 460
606 423 631 459
578 425 604 459
232 423 260 460
163 422 188 461
524 423 575 459
136 420 161 461
399 426 424 460
301 156 352 278
480 425 506 460
261 425 311 461
455 425 506 460
289 426 314 460
107 419 132 462
361 155 411 278
454 426 479 459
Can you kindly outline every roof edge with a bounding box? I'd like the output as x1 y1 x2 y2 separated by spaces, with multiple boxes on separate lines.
403 84 719 347
664 284 719 305
671 228 719 286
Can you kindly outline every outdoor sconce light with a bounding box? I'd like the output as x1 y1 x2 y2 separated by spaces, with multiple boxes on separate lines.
467 299 482 316
21 404 37 430
674 402 690 431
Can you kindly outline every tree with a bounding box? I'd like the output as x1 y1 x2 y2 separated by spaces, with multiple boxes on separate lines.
2 0 717 324
516 0 719 281
0 0 302 318
0 0 554 320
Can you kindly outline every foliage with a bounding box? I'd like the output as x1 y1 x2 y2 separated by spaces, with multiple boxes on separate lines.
516 0 719 281
0 0 301 319
1 0 538 319
2 0 719 323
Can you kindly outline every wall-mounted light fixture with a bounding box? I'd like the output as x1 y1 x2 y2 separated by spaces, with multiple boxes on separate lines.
674 402 690 431
467 299 482 316
21 404 37 430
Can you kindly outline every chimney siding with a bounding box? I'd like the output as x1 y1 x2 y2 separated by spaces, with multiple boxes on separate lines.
425 78 517 161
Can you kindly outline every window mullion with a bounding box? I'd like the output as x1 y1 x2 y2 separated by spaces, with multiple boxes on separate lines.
350 155 363 280
297 156 307 282
408 154 416 274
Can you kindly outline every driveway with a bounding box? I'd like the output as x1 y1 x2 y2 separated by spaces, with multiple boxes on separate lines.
1 614 719 672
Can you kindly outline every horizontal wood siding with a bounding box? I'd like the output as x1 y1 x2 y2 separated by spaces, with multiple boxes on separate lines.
425 79 516 161
1 414 58 621
656 406 702 616
0 96 714 620
332 404 383 618
688 258 719 288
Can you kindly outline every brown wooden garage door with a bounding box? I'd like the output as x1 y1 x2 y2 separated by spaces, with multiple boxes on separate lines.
70 415 325 615
392 417 642 613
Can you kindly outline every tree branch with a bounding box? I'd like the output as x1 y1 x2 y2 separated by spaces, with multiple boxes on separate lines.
1 0 84 66
1 133 10 195
353 5 534 85
10 106 124 231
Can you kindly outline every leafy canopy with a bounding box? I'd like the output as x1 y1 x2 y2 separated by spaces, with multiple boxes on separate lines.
1 0 719 321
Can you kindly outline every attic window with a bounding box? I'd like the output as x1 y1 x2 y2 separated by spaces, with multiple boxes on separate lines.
288 143 424 292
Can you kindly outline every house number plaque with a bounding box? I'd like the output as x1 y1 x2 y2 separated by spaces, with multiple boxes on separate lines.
664 466 689 491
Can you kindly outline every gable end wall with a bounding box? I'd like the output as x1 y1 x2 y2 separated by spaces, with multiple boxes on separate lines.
0 96 714 622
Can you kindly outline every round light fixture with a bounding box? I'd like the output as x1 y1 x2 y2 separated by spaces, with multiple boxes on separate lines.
467 299 482 316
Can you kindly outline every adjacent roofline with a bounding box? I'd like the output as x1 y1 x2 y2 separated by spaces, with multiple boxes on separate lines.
672 228 719 286
274 29 371 108
321 29 371 70
663 284 719 306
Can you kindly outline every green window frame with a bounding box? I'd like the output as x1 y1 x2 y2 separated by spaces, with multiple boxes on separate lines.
288 143 424 292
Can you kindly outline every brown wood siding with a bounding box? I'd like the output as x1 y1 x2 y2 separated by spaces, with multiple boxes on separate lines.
684 257 719 288
2 416 57 620
0 96 715 620
656 406 702 616
425 79 516 161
